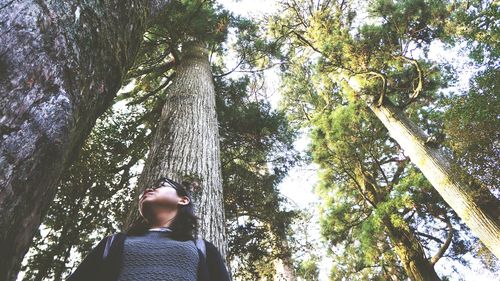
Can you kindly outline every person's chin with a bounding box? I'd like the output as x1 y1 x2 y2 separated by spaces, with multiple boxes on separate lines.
141 193 155 201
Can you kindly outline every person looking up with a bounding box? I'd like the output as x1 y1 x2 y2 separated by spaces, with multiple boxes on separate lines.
67 177 231 281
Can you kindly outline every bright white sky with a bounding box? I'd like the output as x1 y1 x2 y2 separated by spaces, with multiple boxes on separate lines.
217 0 499 280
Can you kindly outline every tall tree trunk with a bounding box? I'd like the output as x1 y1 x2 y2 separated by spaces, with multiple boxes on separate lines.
365 96 500 258
355 167 441 281
125 42 228 259
384 218 441 281
0 1 170 280
272 232 296 281
274 256 296 281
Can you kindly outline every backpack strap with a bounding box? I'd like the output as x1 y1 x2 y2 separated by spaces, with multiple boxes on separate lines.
195 237 206 258
195 238 210 281
103 233 117 260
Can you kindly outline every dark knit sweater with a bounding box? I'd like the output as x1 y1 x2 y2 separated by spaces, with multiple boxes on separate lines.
66 232 231 281
117 231 199 281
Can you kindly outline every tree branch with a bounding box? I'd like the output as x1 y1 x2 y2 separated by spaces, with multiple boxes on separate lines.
415 231 443 244
341 163 377 208
431 217 453 265
291 30 328 59
390 159 407 187
397 55 423 101
127 73 175 106
214 57 245 78
365 145 390 187
365 71 387 107
127 59 176 77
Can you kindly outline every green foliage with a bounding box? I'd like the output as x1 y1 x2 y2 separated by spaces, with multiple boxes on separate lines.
311 105 416 279
272 0 449 114
155 0 230 46
443 68 500 190
229 16 285 72
446 0 499 65
215 75 299 279
297 257 320 281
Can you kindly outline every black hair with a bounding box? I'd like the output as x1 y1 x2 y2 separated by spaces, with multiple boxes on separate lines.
127 177 199 241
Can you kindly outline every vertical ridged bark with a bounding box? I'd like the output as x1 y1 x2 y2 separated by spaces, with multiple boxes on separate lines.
126 42 227 259
384 219 441 281
0 1 171 280
366 97 500 258
355 167 442 281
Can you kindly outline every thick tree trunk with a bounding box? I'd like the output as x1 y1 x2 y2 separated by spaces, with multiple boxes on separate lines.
125 42 228 259
365 96 500 258
0 1 170 280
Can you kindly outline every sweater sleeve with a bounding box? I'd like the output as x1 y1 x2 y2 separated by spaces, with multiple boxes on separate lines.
65 236 109 281
205 241 231 281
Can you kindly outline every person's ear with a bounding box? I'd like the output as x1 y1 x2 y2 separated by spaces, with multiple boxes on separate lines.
178 196 190 206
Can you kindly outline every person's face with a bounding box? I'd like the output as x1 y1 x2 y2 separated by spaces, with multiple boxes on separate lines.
139 181 190 215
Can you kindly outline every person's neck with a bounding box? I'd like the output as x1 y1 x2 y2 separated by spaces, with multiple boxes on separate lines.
148 209 178 228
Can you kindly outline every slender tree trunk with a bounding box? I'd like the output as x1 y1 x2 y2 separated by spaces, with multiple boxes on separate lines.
273 235 296 281
125 42 228 259
0 1 171 280
279 258 296 281
355 167 441 281
274 257 296 281
384 218 441 281
365 96 500 257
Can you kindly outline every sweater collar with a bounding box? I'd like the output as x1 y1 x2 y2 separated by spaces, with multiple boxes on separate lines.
148 227 172 232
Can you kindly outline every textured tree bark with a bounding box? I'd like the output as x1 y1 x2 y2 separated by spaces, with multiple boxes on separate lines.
273 228 296 281
0 1 170 280
365 97 500 258
274 255 296 281
384 218 441 281
355 168 441 281
125 42 228 259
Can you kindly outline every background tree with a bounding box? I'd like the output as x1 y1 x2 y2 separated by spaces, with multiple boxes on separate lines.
216 75 298 279
440 0 500 264
311 101 476 280
271 0 500 257
442 0 499 194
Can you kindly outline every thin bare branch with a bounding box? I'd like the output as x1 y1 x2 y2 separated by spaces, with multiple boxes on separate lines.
431 217 453 265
